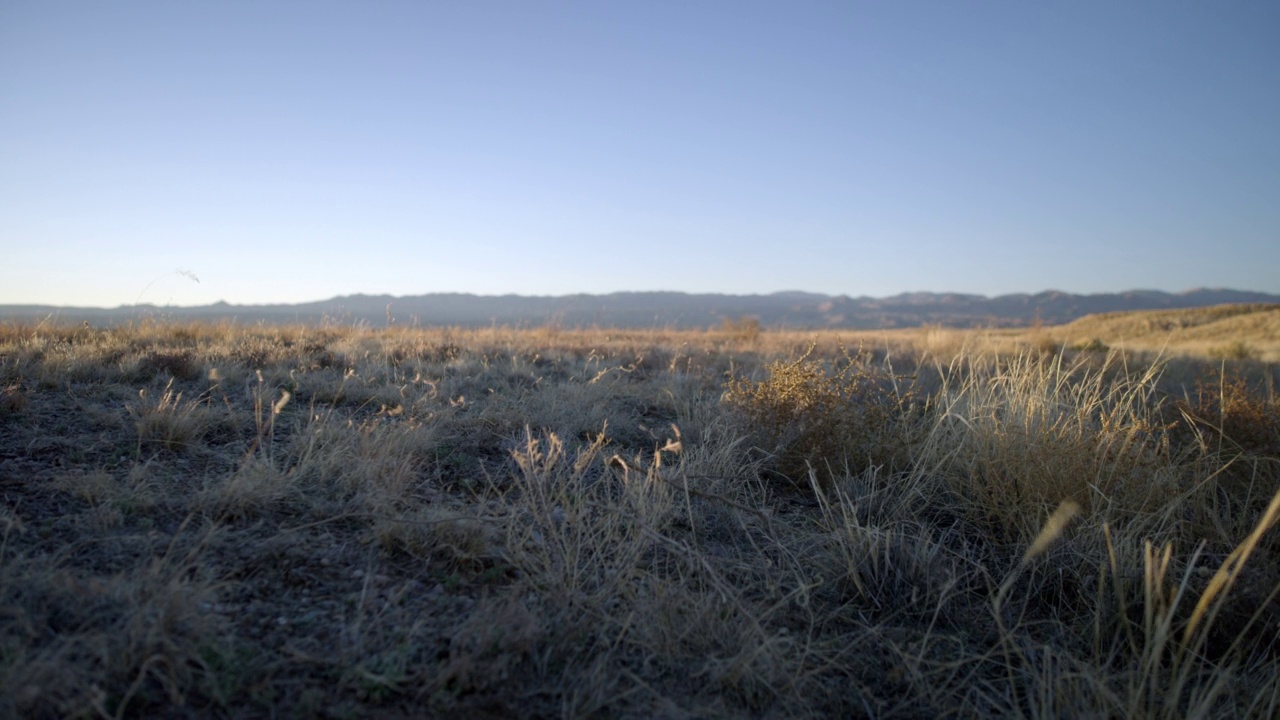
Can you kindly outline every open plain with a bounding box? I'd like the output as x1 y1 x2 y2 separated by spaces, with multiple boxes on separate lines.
2 307 1279 718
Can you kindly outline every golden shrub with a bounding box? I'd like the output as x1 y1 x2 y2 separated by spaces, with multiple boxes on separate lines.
722 345 920 488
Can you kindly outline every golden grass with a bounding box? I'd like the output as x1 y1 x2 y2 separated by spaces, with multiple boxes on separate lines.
1055 303 1280 362
0 318 1277 718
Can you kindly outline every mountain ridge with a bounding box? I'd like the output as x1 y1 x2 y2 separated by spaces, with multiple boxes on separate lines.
3 288 1278 330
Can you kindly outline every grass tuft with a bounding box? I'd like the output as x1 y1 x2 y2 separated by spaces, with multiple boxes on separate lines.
127 378 213 452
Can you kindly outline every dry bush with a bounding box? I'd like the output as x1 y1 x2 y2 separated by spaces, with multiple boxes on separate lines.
722 345 922 487
720 315 762 343
1028 332 1062 358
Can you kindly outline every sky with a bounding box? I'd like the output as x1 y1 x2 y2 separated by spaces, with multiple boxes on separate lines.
1 1 1277 308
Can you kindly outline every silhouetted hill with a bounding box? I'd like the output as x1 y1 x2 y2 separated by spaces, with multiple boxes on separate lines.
3 289 1278 329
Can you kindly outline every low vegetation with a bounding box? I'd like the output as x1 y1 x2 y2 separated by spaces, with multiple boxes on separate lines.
1 317 1278 718
1055 303 1280 362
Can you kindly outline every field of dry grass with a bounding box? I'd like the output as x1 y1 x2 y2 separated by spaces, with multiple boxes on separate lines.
1 314 1279 718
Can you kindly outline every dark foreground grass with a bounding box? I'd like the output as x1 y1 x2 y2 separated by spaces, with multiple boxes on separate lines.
1 321 1278 718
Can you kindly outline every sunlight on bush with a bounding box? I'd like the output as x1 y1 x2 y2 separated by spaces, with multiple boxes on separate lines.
722 345 920 487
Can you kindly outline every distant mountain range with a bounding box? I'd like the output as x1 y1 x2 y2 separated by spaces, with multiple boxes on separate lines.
3 289 1278 330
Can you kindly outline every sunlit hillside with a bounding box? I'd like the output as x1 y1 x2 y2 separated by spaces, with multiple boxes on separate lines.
1052 303 1280 362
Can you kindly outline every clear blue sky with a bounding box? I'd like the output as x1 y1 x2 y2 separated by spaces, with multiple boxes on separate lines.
2 1 1277 307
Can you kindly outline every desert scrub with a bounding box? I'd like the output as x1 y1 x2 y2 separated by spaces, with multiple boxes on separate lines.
722 345 923 487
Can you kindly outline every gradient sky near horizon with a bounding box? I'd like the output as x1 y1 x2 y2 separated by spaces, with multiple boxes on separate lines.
2 2 1277 308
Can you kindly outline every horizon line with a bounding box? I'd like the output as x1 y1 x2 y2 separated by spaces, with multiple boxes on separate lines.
1 286 1273 311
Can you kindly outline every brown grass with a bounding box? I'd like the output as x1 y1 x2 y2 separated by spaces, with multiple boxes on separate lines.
1 318 1278 718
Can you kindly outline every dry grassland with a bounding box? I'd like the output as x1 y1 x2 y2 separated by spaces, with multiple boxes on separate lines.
1 312 1279 718
1052 303 1280 363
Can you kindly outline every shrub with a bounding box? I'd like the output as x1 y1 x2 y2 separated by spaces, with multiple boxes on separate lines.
722 345 921 488
721 316 762 343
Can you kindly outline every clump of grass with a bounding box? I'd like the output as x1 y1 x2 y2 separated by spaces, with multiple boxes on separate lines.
501 427 675 606
129 349 203 381
1078 490 1280 719
0 520 223 719
916 351 1181 540
53 465 159 521
0 383 26 416
723 345 921 487
426 593 546 701
813 485 970 623
979 492 1280 720
204 456 297 520
373 506 495 569
127 379 213 452
1173 368 1280 533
